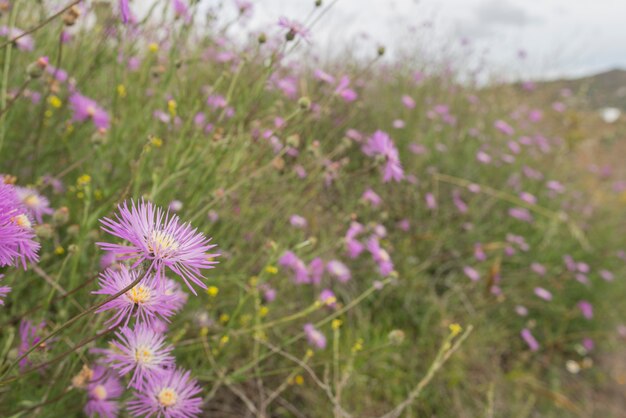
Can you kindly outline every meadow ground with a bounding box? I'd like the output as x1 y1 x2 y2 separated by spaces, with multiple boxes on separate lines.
1 1 626 417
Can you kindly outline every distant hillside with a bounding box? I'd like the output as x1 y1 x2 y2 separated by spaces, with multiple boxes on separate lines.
537 69 626 110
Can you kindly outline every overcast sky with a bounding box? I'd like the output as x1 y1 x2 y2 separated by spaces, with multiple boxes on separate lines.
142 0 626 80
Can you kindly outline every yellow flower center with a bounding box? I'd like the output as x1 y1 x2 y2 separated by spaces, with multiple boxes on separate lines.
127 285 150 304
93 384 107 401
157 388 178 407
23 194 40 208
149 230 180 256
12 214 32 229
134 346 153 364
86 105 96 116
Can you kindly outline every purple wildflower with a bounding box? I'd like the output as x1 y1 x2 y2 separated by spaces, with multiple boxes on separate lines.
362 188 382 207
534 287 552 301
289 214 307 229
279 251 310 284
278 17 311 42
463 266 480 281
577 300 593 320
0 182 39 268
14 186 53 223
327 259 351 283
93 266 176 326
98 199 219 294
303 323 326 350
367 236 394 276
69 92 110 131
105 324 175 389
18 319 48 371
362 130 404 182
308 257 325 285
128 368 203 417
521 328 539 352
84 366 123 418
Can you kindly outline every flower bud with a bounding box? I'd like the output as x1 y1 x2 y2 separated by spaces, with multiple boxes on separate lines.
297 96 311 110
34 223 53 239
388 329 405 345
53 207 69 225
258 33 267 44
63 5 81 26
26 56 49 79
377 45 386 56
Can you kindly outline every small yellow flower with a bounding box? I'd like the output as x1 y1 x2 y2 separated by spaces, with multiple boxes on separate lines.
219 313 230 324
249 276 258 286
206 286 219 297
219 335 229 346
44 110 53 119
332 319 342 330
77 174 91 187
324 296 337 306
305 349 314 358
148 42 159 53
54 246 65 255
117 84 127 98
48 95 62 108
265 265 278 274
199 327 209 337
167 99 177 117
351 338 364 353
259 306 269 317
294 375 304 385
149 136 163 148
449 323 462 337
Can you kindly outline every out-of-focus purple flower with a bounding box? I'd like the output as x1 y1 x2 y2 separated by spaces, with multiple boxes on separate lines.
600 269 614 281
582 337 594 352
425 192 437 210
534 287 552 301
362 188 382 207
278 17 311 42
494 120 514 136
93 266 176 326
521 328 539 351
119 0 133 24
289 214 307 229
401 95 415 109
530 262 546 276
127 368 202 417
98 200 219 294
335 76 357 102
327 259 351 283
515 305 528 316
168 200 183 212
15 187 52 223
69 93 110 131
463 266 480 281
303 323 326 350
172 0 191 22
18 319 48 370
279 251 310 284
452 190 468 214
476 150 492 164
362 130 404 182
314 69 335 84
105 324 175 389
319 289 337 307
308 257 325 285
0 26 34 51
84 366 123 418
367 236 394 276
577 300 593 319
474 243 486 261
508 207 533 223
